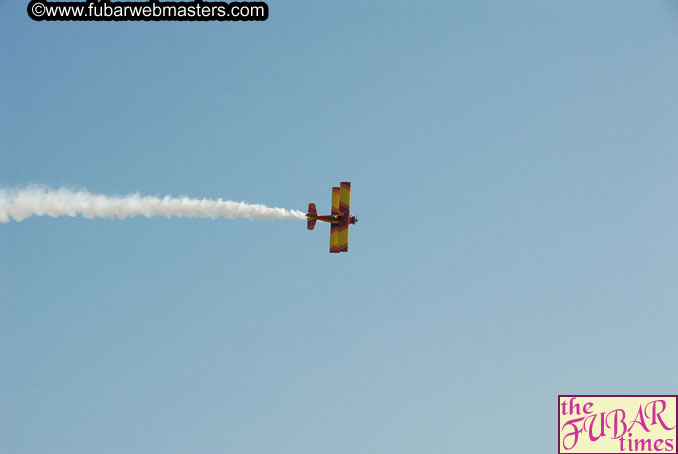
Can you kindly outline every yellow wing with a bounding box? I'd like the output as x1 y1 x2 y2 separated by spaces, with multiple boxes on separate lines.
338 182 351 252
331 187 340 215
330 224 340 253
339 182 351 214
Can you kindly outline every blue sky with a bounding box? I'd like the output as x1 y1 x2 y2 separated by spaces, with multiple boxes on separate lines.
1 1 678 453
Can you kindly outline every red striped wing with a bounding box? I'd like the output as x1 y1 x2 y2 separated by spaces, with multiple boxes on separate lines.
337 182 351 252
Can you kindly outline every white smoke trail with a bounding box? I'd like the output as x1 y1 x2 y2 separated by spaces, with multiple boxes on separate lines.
0 187 307 223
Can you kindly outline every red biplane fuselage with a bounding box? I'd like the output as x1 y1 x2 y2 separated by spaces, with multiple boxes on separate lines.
306 182 357 253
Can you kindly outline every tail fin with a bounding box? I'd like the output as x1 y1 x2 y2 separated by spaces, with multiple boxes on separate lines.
306 203 317 230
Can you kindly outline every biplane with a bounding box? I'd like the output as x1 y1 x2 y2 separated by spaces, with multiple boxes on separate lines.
306 182 357 253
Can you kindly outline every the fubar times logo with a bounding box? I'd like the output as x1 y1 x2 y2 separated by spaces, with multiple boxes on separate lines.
559 396 677 453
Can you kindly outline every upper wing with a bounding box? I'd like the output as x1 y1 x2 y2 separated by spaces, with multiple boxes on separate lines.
337 223 349 252
339 182 351 216
337 182 351 252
